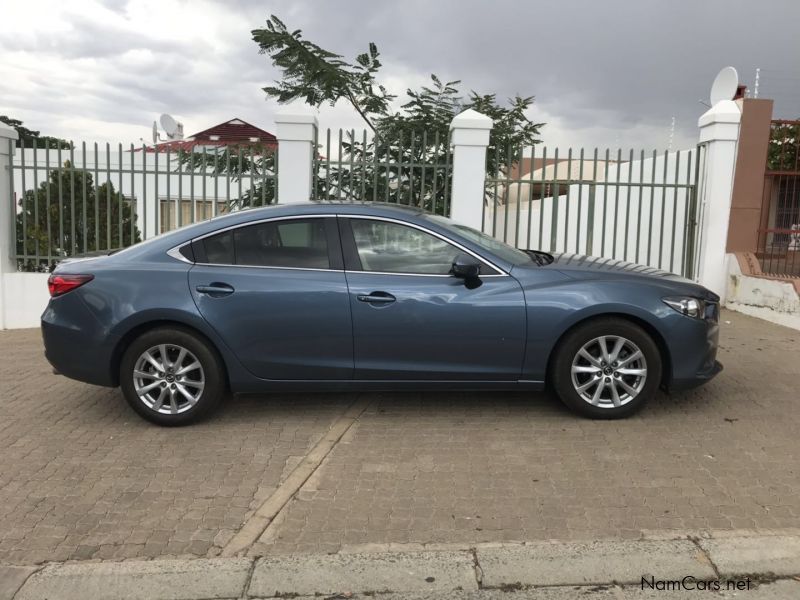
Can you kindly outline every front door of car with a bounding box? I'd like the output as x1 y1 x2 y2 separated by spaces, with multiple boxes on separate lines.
188 216 353 380
340 217 527 380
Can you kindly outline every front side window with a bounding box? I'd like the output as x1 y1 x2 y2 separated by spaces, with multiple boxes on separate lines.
201 218 330 269
426 215 532 265
350 219 468 274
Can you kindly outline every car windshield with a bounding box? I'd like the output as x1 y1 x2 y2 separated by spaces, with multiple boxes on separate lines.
426 215 536 265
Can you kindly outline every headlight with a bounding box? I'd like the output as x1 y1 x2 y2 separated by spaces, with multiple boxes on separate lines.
663 296 705 319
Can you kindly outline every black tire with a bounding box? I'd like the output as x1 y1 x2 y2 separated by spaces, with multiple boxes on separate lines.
550 318 662 419
120 326 225 426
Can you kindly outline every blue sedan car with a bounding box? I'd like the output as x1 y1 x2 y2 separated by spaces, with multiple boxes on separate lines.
42 203 721 425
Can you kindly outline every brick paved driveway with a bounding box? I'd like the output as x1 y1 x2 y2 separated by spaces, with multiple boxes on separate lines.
1 310 798 564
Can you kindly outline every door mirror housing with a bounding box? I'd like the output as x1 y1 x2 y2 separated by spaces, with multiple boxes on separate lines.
450 254 482 280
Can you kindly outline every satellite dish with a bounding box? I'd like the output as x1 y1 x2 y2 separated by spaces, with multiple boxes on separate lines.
710 67 739 106
152 121 158 144
160 113 178 136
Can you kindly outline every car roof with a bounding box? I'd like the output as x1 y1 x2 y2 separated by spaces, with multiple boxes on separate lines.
232 201 426 218
107 201 515 273
186 201 434 236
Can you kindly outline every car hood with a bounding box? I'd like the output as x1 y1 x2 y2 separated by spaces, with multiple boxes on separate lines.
512 253 718 300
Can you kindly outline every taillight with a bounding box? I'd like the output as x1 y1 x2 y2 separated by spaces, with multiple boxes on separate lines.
47 274 94 297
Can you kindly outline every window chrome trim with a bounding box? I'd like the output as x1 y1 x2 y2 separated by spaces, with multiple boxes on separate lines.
168 211 509 277
166 244 193 264
344 270 491 278
345 215 509 277
169 214 342 271
193 263 343 273
191 213 340 242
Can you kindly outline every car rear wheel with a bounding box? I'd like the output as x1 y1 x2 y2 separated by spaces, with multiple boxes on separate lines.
551 318 662 419
120 327 225 426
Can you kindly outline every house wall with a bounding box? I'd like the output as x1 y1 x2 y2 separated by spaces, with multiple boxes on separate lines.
726 99 774 252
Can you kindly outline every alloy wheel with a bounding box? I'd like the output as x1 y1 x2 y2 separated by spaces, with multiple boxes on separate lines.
132 344 205 415
570 335 647 408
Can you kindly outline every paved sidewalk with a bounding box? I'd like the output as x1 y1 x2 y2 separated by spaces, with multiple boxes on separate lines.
4 532 800 599
1 309 799 565
253 309 800 555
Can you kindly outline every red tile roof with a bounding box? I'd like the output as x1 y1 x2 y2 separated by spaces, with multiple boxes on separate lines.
146 118 277 153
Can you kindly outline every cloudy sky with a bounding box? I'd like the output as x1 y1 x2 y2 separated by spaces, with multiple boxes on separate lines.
1 0 798 151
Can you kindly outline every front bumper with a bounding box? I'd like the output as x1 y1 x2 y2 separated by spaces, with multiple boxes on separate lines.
668 359 723 391
663 309 721 392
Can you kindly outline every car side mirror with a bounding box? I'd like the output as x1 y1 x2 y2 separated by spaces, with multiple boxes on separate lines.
450 254 482 281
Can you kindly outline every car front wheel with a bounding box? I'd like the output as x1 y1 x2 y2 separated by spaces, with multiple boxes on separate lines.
120 326 225 426
551 318 662 419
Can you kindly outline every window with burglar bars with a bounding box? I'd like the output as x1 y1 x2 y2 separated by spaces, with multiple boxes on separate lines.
9 140 276 271
758 120 800 277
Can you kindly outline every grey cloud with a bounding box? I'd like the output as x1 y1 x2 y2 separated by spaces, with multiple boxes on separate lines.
2 0 798 147
0 10 184 58
244 0 800 140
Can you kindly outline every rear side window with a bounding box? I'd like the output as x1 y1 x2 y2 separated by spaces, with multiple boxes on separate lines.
203 231 234 264
200 218 330 269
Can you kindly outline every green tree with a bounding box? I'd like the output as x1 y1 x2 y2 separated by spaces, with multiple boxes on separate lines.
767 120 800 172
16 162 141 271
178 144 277 211
0 116 71 150
182 15 544 215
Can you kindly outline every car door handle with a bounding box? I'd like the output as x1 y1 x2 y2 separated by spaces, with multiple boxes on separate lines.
196 283 235 297
357 292 396 304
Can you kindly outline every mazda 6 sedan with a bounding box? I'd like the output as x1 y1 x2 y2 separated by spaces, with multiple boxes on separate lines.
42 202 722 425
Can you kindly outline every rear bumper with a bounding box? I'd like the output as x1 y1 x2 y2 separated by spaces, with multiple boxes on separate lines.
41 294 118 387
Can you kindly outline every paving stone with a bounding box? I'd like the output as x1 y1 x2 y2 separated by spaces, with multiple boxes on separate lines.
2 310 799 564
257 311 800 555
0 326 345 563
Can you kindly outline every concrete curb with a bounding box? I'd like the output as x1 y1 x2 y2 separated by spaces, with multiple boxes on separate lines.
11 558 253 600
477 539 716 587
7 532 800 599
0 566 39 600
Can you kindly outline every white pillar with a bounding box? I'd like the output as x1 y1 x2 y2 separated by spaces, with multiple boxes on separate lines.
449 109 492 230
0 124 18 273
0 124 20 329
274 107 318 204
696 99 741 300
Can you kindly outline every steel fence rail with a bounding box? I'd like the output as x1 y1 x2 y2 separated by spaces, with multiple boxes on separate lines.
483 145 703 278
10 132 707 279
10 139 276 271
311 128 452 215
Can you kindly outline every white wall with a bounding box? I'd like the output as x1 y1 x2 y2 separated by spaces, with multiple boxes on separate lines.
726 254 800 331
0 272 50 329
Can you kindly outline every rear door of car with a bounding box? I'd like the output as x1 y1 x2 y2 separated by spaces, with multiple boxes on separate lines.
188 215 353 380
339 216 527 381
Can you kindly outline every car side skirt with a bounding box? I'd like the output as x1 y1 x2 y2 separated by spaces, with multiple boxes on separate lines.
230 379 546 393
